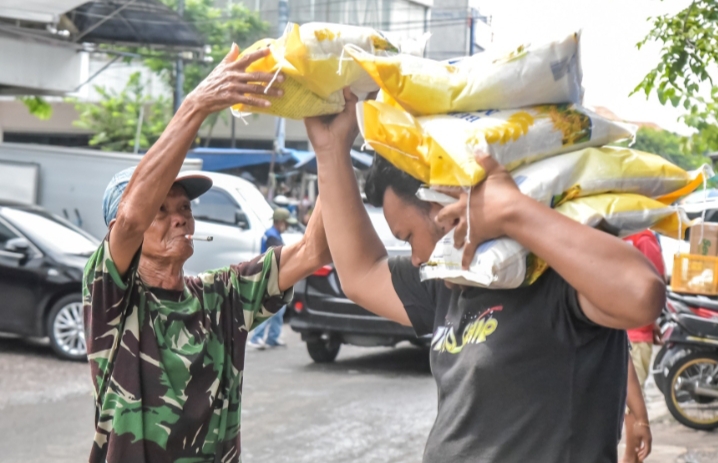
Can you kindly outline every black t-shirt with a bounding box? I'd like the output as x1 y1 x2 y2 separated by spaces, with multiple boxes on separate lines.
389 256 628 463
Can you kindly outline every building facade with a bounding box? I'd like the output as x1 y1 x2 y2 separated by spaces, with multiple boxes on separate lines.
0 0 491 149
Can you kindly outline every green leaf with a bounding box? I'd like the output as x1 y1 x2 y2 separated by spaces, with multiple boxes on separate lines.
18 96 53 120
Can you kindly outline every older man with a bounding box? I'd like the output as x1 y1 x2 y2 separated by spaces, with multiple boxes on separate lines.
82 45 330 463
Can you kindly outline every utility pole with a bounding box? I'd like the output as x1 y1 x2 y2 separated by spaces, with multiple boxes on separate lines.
174 0 185 114
269 0 289 201
468 8 475 56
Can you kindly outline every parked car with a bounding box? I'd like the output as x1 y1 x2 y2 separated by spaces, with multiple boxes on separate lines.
290 205 429 363
183 171 302 275
0 201 99 361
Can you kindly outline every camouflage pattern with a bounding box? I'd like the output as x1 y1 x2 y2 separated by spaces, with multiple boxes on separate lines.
82 239 291 463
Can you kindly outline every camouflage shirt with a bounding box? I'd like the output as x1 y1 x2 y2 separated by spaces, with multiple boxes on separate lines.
82 239 291 463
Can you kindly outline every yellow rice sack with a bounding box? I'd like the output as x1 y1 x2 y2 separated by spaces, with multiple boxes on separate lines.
347 32 582 116
281 22 414 99
508 147 711 207
420 194 687 288
231 23 425 119
358 100 635 186
230 38 346 120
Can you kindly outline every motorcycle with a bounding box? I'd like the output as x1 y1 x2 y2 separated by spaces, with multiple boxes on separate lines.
652 291 718 430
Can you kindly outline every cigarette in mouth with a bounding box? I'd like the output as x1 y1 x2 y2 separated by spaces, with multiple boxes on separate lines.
186 235 213 242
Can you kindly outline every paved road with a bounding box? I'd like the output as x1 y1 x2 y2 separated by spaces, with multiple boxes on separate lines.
0 331 715 463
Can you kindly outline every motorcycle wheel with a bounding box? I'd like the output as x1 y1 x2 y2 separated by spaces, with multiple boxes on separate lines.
655 346 692 395
665 351 718 430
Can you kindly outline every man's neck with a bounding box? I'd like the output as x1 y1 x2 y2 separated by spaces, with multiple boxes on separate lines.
138 256 185 291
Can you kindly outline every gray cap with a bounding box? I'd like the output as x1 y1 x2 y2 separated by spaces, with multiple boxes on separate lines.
273 207 297 225
102 167 212 226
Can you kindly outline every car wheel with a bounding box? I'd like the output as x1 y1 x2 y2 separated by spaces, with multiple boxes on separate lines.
306 335 341 363
47 295 87 361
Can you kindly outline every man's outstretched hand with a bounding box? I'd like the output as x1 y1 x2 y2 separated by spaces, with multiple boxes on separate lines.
185 44 285 117
304 88 360 156
434 152 522 269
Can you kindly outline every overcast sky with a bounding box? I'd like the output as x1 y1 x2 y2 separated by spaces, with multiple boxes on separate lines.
481 0 693 134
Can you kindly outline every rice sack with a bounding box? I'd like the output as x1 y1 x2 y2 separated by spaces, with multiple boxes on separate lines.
420 193 687 288
347 32 583 116
358 100 635 186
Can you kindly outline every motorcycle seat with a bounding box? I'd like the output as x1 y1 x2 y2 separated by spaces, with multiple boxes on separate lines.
677 313 718 339
669 292 718 312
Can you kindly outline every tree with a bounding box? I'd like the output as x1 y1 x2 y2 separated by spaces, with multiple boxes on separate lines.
129 0 268 144
144 1 267 97
71 72 172 152
18 96 53 120
614 126 711 170
633 1 718 154
67 0 267 151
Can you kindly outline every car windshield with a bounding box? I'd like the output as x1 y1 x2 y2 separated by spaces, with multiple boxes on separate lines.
2 207 98 256
235 185 274 224
365 205 410 249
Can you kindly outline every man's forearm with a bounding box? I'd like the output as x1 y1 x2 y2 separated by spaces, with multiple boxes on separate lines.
315 148 387 291
501 194 665 328
626 359 649 420
277 199 331 291
118 98 206 231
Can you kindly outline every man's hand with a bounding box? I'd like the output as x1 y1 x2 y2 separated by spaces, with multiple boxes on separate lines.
305 88 360 156
434 152 522 269
633 421 652 462
184 44 284 117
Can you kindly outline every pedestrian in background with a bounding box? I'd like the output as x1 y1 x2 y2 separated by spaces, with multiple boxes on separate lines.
622 229 665 463
249 208 297 349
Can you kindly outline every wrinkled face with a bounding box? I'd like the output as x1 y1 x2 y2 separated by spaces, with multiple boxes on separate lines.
142 184 195 263
383 188 446 267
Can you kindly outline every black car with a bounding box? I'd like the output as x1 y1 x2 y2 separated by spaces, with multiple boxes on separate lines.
290 205 429 362
0 201 98 360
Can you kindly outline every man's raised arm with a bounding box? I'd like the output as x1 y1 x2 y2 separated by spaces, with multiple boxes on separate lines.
109 45 283 276
304 90 411 326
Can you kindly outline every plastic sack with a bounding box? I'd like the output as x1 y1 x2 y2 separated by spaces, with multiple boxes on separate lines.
346 32 582 116
281 22 411 99
358 100 635 186
231 23 426 119
510 146 712 207
230 38 345 119
420 194 688 289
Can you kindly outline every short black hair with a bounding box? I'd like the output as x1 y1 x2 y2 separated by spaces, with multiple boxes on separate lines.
365 155 430 212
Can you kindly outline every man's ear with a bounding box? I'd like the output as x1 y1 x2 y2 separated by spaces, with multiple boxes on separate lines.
108 218 117 231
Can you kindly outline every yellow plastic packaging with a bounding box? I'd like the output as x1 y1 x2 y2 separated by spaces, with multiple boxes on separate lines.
231 23 425 119
230 39 345 120
281 22 406 99
347 32 582 116
420 194 688 289
508 147 712 207
358 100 635 187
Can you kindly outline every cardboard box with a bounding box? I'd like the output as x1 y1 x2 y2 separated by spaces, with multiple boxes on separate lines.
689 222 718 256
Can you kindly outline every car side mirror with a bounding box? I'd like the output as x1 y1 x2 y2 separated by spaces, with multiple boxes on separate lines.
235 210 250 230
5 237 30 253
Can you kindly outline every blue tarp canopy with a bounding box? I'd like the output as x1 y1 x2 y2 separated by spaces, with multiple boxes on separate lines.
187 148 314 171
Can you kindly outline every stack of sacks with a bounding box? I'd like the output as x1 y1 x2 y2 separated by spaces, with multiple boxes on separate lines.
351 32 711 288
230 23 427 119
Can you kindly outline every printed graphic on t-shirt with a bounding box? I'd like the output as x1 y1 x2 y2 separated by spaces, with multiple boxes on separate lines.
431 305 503 354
